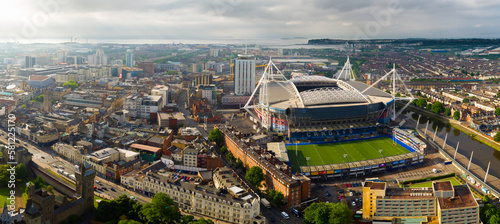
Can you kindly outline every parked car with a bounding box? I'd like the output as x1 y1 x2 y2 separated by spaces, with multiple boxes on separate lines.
326 192 331 197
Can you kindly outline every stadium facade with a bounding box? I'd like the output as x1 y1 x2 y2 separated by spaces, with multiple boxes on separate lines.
244 59 394 141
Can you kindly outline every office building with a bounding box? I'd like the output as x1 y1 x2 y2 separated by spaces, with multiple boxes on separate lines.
25 56 35 68
87 49 108 66
138 62 155 74
151 85 169 106
233 54 256 95
210 48 219 57
126 49 134 67
57 50 68 64
363 181 479 224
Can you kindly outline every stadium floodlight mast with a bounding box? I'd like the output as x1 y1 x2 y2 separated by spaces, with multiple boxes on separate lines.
360 64 415 121
243 59 304 130
379 149 386 164
336 56 356 81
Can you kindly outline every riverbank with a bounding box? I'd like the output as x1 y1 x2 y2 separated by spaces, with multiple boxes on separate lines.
403 104 500 152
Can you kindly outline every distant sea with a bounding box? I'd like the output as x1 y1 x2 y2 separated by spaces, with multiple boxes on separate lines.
0 37 345 49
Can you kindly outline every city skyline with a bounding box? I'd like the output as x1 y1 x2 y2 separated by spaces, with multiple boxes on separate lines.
2 0 500 43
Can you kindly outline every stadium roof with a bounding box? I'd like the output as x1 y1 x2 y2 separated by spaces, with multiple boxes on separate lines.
264 75 392 110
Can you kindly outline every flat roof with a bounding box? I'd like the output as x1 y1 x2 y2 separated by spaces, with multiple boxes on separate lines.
438 185 478 210
130 143 162 153
433 181 453 191
365 182 386 190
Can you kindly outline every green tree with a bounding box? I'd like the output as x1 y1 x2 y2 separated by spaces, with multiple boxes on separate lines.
431 102 445 114
463 98 470 104
15 163 29 181
226 152 235 162
208 128 223 146
34 95 44 102
0 165 10 186
426 104 432 110
453 111 460 120
21 104 27 109
304 202 352 224
63 80 79 90
496 108 500 116
140 193 181 224
166 71 178 76
33 175 46 189
395 93 401 97
497 91 500 98
245 166 264 188
268 189 284 207
220 146 228 153
411 99 418 105
118 220 142 224
95 194 142 222
189 218 215 224
483 195 491 204
44 185 54 194
445 108 451 116
180 215 195 224
490 214 500 224
494 132 500 142
416 98 427 107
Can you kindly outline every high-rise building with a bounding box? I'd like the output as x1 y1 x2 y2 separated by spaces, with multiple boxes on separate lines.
138 62 155 74
57 50 68 64
210 48 219 57
126 49 134 67
87 49 108 66
25 56 35 68
233 54 256 95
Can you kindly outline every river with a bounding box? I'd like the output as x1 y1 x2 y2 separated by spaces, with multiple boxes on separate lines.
401 111 500 181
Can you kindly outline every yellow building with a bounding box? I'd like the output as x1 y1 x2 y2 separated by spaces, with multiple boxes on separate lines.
363 181 479 224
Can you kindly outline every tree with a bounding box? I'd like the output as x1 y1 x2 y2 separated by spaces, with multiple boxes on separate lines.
497 91 500 98
140 193 181 224
63 80 79 90
268 189 284 207
220 146 228 153
416 98 427 107
95 194 142 222
445 108 451 116
189 218 215 224
395 93 401 97
226 152 235 162
208 128 223 146
44 185 54 194
118 220 142 224
496 108 500 116
21 104 27 109
0 165 11 186
462 98 470 104
245 166 264 188
483 195 491 204
416 91 422 97
426 104 432 110
304 202 352 224
34 95 44 102
15 163 29 181
453 111 460 120
166 71 178 76
431 102 445 114
490 214 500 224
494 132 500 142
33 176 46 189
180 215 195 224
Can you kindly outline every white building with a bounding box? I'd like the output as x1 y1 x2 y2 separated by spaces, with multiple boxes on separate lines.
233 54 256 95
151 85 169 106
87 49 108 66
53 143 87 163
124 94 164 119
183 146 198 167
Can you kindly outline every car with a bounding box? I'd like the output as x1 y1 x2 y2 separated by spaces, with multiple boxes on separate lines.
392 180 397 184
181 176 185 179
59 165 64 169
102 187 107 191
326 193 331 197
349 192 354 196
41 156 45 159
130 196 137 201
111 188 116 192
344 183 348 187
24 143 27 146
96 180 101 185
348 183 352 187
337 189 344 194
270 218 275 223
186 177 190 181
352 201 356 207
52 164 57 168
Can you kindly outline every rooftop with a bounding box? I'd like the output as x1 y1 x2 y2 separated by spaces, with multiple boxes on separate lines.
433 181 453 191
364 181 386 190
29 75 51 81
438 185 478 210
130 143 162 153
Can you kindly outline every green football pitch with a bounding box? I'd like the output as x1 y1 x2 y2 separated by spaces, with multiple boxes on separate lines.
287 137 411 172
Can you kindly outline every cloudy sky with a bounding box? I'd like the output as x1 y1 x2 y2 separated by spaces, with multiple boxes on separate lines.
2 0 500 43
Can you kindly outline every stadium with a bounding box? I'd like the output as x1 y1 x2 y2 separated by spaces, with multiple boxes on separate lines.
244 59 424 179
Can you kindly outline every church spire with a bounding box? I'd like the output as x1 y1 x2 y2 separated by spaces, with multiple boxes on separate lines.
1 201 11 224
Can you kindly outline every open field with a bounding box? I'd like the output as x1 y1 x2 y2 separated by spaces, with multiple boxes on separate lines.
287 137 411 172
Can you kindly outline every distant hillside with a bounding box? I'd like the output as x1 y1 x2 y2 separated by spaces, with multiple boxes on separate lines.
308 38 500 47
